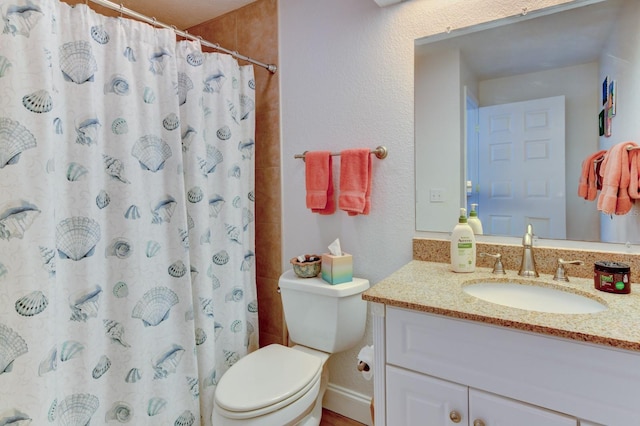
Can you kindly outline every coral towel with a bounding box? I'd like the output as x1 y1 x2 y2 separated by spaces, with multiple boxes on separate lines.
597 142 637 215
630 148 640 200
305 151 336 214
339 148 372 215
578 150 606 201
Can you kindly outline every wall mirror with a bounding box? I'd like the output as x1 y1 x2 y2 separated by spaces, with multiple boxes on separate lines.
415 0 640 244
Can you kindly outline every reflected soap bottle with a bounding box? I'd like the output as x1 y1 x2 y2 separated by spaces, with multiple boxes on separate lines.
468 203 483 235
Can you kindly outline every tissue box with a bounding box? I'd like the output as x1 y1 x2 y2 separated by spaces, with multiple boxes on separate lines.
321 253 353 284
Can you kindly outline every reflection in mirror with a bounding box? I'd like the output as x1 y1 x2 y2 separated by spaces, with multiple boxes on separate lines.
415 0 640 244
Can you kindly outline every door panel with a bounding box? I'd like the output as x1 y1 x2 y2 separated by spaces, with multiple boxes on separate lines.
386 365 467 426
478 96 566 238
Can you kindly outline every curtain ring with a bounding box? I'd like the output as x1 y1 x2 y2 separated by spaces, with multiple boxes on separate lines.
119 3 124 18
170 25 180 41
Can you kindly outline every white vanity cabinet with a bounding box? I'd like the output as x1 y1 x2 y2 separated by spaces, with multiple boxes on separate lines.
371 304 637 426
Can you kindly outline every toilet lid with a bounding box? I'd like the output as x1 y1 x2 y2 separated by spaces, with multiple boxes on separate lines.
214 344 323 414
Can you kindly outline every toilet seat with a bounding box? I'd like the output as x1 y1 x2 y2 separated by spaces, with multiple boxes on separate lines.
214 344 323 420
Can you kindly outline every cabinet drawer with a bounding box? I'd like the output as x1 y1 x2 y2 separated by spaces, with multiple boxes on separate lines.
385 306 640 425
470 388 576 426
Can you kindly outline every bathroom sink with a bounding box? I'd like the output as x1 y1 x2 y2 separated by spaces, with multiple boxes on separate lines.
463 281 607 314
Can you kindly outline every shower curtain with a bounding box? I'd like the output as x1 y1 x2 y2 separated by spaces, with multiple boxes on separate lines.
0 0 257 424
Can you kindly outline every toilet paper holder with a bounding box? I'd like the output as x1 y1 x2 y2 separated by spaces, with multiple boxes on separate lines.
356 345 374 381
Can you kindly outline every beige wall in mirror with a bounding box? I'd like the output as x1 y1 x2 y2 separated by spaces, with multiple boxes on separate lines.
415 0 640 244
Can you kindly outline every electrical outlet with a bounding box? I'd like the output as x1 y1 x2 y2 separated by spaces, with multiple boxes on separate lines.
430 188 445 203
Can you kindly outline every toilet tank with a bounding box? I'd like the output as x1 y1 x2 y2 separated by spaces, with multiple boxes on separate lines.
278 269 369 353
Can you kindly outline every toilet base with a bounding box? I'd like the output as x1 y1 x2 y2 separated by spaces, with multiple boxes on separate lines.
297 362 329 426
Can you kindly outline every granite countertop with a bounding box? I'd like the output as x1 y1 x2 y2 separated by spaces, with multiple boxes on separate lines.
362 260 640 352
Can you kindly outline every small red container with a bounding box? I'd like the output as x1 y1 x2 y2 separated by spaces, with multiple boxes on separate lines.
594 261 630 294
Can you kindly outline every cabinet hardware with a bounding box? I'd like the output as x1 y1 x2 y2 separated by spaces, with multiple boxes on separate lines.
449 410 462 423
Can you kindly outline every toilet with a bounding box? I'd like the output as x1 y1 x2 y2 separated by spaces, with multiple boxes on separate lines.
212 269 370 425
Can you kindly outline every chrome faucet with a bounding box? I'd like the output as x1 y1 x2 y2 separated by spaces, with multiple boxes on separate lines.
518 224 539 277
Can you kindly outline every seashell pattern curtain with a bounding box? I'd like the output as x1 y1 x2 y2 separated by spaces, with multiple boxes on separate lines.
0 0 257 424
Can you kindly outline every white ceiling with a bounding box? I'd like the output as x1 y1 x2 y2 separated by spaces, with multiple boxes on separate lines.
117 0 257 29
415 0 622 81
110 0 397 31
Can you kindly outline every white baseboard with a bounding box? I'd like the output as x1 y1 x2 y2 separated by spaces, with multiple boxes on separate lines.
322 383 373 425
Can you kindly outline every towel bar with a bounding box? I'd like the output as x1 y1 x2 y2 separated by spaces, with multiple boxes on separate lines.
294 146 388 161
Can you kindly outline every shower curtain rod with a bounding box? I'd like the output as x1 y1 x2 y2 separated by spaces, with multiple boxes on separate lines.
87 0 278 73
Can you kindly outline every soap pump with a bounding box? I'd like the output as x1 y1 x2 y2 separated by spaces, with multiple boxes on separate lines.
450 207 476 273
468 203 483 235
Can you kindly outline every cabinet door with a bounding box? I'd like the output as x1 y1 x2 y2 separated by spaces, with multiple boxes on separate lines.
469 389 577 426
386 365 467 426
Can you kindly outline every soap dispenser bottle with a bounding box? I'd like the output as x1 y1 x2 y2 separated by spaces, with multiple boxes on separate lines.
450 207 476 273
468 203 483 235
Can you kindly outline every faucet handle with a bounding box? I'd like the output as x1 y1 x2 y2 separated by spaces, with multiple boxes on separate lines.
480 253 506 275
553 258 584 282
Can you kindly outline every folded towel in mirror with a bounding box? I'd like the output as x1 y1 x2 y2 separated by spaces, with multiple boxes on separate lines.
597 142 637 215
629 148 640 200
578 149 606 201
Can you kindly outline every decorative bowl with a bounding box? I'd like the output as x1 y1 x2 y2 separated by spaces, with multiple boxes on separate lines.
290 255 322 278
